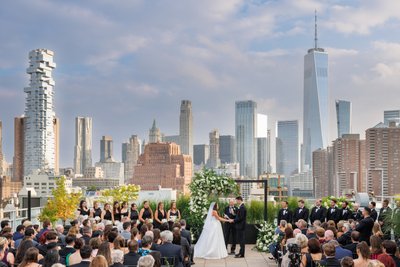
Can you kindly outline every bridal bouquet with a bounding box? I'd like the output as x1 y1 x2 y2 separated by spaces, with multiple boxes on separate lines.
256 222 277 252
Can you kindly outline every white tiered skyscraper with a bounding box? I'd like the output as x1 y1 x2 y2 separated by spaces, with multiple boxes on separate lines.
23 49 59 176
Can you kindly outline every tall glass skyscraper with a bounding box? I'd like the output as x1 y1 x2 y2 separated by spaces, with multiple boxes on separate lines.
235 101 257 178
276 120 299 178
303 15 328 168
74 117 93 175
335 100 352 138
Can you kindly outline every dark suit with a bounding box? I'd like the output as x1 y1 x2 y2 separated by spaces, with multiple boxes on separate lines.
343 242 358 259
277 208 292 225
319 257 341 267
82 235 91 245
378 207 392 240
224 205 237 252
123 252 141 266
335 246 352 260
292 207 309 225
156 242 183 267
337 230 352 246
355 216 374 245
181 229 192 246
340 207 352 221
234 203 247 256
351 209 362 221
326 207 340 224
69 260 91 267
310 206 326 224
370 209 378 221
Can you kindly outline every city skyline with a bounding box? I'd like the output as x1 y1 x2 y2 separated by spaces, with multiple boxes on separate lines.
1 2 400 167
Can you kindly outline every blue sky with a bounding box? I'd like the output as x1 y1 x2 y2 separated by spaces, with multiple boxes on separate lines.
1 0 400 167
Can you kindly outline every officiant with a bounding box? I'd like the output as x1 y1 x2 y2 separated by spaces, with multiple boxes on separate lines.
224 199 237 255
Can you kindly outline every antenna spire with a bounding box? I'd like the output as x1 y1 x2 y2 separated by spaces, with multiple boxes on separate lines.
314 9 318 49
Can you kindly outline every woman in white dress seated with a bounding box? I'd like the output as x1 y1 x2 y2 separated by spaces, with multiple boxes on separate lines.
194 202 231 259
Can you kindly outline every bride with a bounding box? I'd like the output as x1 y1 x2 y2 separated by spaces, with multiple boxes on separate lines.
194 202 231 259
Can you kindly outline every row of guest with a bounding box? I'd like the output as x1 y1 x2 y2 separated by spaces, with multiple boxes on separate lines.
77 200 181 227
278 199 398 240
0 214 193 267
274 217 400 267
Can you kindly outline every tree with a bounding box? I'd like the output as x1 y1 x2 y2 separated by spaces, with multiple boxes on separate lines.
39 176 82 225
100 184 140 203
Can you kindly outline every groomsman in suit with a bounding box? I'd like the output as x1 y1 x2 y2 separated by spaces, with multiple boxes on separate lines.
310 199 326 225
378 199 392 240
292 199 309 226
340 201 353 221
351 203 363 222
277 201 292 225
369 201 378 221
224 199 237 254
393 201 400 242
355 207 375 245
232 196 247 258
326 199 340 224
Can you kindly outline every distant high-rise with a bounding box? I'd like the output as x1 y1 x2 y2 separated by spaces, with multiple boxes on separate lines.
313 148 333 199
149 120 161 143
179 100 193 158
303 13 329 168
193 145 209 166
74 117 92 175
13 117 25 181
0 121 3 175
257 138 268 177
207 129 220 168
276 120 299 179
384 110 400 125
122 135 141 182
336 100 352 138
366 122 400 197
100 136 113 162
267 130 272 173
23 49 59 176
220 135 236 164
133 143 192 194
235 100 257 178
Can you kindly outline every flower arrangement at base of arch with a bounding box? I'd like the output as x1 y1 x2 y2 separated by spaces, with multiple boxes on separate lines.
188 168 238 239
256 221 278 252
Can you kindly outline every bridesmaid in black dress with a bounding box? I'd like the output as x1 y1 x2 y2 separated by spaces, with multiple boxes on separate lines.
130 203 139 222
90 201 102 219
167 201 181 229
101 203 114 222
154 202 167 229
78 200 90 217
138 201 154 226
113 201 121 223
120 201 130 220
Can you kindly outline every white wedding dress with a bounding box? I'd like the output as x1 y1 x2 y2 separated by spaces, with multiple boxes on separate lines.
194 202 228 259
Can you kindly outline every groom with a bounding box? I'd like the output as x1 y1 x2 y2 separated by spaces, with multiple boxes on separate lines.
230 196 246 258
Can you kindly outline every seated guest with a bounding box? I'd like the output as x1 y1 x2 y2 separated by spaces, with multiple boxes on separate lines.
172 228 190 266
377 240 396 267
138 255 155 267
316 227 326 244
297 219 308 236
121 222 131 240
59 235 76 260
110 249 124 267
338 223 352 246
15 228 38 249
42 249 61 267
343 231 360 259
320 242 340 267
306 226 317 240
89 255 108 267
301 238 324 267
353 242 371 267
156 230 183 267
13 225 25 242
179 220 192 246
381 240 400 266
37 231 59 257
89 238 101 257
81 226 92 245
68 238 84 266
18 247 41 267
124 240 141 266
330 240 352 261
70 245 93 267
340 256 354 267
370 235 383 260
97 241 112 266
324 229 335 243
